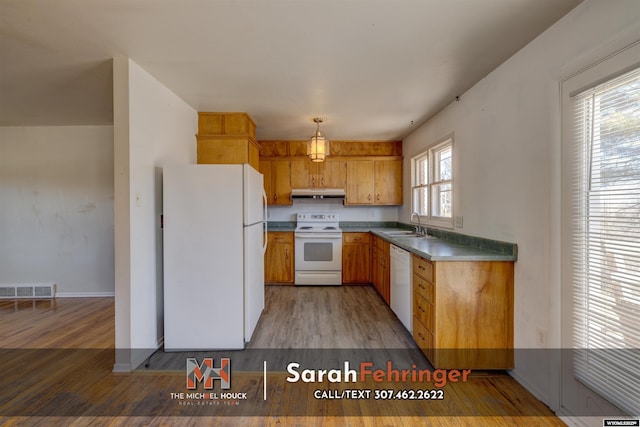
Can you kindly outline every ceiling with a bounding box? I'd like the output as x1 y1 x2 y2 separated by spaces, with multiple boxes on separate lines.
0 0 582 140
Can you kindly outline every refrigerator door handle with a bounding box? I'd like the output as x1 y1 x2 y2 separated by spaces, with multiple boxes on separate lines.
262 190 268 223
262 190 268 254
262 222 268 254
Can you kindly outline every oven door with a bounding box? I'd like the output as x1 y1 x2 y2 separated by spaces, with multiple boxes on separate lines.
294 232 342 285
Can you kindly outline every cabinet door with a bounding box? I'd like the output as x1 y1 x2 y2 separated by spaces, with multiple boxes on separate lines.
259 160 272 204
265 233 293 284
271 160 292 205
290 158 312 188
371 237 379 289
380 240 390 304
342 244 371 284
374 159 403 205
346 160 374 204
319 159 346 189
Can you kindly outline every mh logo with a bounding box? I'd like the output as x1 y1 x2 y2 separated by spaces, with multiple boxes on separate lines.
186 357 231 390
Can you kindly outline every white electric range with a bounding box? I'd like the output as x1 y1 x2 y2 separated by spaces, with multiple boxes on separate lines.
294 213 343 285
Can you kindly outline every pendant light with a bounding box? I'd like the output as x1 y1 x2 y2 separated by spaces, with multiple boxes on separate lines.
308 117 329 162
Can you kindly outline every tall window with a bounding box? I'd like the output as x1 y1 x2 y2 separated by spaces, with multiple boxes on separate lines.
571 66 640 415
412 137 453 228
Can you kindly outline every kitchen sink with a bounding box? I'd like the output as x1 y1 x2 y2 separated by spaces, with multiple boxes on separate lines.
381 230 439 240
382 230 420 237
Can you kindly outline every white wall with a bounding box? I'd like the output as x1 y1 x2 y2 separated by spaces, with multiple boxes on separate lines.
113 57 197 371
0 126 114 295
400 0 640 416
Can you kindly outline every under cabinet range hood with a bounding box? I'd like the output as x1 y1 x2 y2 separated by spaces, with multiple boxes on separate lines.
290 188 346 200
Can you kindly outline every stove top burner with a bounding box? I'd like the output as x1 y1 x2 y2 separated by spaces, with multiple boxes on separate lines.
295 212 342 234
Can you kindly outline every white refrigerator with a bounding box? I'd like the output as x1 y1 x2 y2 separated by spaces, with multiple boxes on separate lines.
163 164 267 350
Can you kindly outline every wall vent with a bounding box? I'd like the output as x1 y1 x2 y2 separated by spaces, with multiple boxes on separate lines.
0 283 56 299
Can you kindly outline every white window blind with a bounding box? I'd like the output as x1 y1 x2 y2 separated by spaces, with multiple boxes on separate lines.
571 66 640 416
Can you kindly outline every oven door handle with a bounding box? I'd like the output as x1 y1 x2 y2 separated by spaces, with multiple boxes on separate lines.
295 233 343 239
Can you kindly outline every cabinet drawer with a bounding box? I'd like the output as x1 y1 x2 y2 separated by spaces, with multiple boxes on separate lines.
413 292 433 331
413 317 434 360
413 255 434 283
268 232 293 243
344 232 370 244
413 274 434 302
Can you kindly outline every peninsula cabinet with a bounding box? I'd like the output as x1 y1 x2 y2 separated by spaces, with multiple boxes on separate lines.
259 159 292 206
265 232 294 284
342 233 371 284
412 254 514 370
345 159 402 205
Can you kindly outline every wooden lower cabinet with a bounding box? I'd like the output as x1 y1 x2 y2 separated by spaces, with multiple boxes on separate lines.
342 233 371 284
371 235 390 304
412 254 514 369
265 232 294 284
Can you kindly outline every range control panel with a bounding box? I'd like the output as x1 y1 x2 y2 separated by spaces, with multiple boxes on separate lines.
296 213 339 222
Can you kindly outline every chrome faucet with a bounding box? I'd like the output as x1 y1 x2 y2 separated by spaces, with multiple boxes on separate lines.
410 212 424 236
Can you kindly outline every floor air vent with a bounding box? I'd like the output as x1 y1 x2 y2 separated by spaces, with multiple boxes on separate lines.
0 283 56 299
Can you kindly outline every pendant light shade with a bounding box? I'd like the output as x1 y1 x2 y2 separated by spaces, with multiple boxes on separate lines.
308 117 329 162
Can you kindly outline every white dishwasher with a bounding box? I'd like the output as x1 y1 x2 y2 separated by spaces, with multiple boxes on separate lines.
390 244 412 333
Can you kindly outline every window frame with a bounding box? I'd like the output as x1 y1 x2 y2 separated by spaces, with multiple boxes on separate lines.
560 41 640 417
411 136 454 229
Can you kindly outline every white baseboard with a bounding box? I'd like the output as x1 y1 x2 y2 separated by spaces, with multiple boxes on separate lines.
557 410 602 427
508 369 556 412
112 363 132 373
56 291 115 298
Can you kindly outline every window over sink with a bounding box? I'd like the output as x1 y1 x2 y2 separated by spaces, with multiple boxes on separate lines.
411 136 453 228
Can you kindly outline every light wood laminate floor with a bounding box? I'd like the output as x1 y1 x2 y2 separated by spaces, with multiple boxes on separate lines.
0 286 566 426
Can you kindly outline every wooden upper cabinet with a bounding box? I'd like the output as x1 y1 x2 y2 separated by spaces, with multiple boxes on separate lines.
346 160 375 204
290 158 346 189
290 158 312 188
272 160 292 205
259 140 402 205
319 159 346 189
198 112 256 137
345 159 402 205
260 159 291 205
259 160 272 201
374 159 403 205
196 112 259 170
